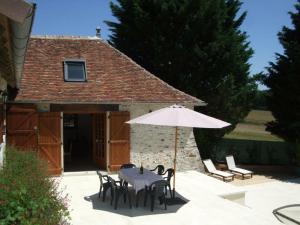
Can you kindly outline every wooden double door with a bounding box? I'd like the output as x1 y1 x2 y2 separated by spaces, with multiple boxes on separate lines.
6 104 130 174
7 105 61 175
93 112 130 171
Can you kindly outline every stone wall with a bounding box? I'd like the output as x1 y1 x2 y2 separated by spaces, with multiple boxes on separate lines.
119 103 204 172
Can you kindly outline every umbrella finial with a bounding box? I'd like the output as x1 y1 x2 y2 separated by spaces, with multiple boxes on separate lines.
170 104 184 108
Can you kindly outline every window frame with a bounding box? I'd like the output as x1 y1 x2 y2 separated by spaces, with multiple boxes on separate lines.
63 59 87 82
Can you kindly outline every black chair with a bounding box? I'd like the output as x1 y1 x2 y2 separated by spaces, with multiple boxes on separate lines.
162 168 174 197
144 180 168 211
120 163 136 169
96 171 111 202
135 188 145 208
109 177 132 210
120 163 136 186
150 165 165 175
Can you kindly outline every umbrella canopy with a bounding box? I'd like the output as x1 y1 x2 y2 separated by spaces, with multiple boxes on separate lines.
126 104 231 199
127 104 231 128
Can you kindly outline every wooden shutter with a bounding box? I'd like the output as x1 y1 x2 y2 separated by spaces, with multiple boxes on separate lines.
109 111 130 171
38 112 62 175
93 113 107 169
7 104 38 150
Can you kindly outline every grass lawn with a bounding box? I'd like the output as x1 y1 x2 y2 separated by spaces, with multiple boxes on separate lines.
224 110 284 142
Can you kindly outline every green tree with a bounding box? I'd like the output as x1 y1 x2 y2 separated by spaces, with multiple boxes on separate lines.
106 0 256 159
264 0 300 142
252 89 269 110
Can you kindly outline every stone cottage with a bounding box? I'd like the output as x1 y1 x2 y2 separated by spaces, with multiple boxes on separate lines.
7 35 205 174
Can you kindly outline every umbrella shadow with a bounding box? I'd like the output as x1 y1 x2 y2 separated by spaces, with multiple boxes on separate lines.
83 190 189 217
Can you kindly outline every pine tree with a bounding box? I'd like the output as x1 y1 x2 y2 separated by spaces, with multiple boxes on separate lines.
264 0 300 142
106 0 256 158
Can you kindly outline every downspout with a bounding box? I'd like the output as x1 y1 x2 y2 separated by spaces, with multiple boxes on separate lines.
11 3 36 88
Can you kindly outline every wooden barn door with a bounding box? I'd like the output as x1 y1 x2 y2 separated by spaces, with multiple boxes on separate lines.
108 111 130 171
93 113 106 169
38 112 62 175
7 105 38 150
7 106 62 175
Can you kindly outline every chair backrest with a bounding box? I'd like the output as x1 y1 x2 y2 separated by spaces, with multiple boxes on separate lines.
164 168 174 182
96 171 107 185
157 165 165 175
226 155 236 170
120 163 136 169
150 180 168 197
152 165 165 175
108 176 118 190
203 159 217 173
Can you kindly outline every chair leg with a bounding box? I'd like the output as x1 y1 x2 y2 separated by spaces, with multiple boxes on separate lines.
114 192 120 210
163 195 167 210
150 195 155 212
123 192 127 203
136 190 141 208
102 187 112 202
98 185 103 198
110 190 114 206
127 191 132 209
168 184 172 197
144 190 148 206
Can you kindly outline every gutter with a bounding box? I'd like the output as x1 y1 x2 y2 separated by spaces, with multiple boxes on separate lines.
10 2 36 88
10 99 206 106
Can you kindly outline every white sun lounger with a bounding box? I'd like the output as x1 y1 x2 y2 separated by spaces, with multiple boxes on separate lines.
203 159 234 182
226 155 253 179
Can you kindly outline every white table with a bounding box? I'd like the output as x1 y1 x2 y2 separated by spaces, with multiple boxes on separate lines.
119 168 163 193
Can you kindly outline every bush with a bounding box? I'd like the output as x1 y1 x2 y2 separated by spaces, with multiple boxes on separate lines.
211 139 295 165
0 146 69 225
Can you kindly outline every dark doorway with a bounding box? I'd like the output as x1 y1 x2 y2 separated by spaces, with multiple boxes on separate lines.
63 114 98 172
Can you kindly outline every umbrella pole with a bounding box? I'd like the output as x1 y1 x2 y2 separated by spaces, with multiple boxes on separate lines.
172 126 178 198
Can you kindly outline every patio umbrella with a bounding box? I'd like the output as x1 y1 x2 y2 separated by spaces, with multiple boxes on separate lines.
126 104 231 198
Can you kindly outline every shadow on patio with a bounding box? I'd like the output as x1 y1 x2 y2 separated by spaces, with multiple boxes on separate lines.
83 191 189 217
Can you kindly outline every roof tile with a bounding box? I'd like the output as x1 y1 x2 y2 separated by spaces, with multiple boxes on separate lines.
16 36 204 105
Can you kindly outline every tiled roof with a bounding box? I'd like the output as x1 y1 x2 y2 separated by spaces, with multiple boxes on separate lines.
15 36 204 105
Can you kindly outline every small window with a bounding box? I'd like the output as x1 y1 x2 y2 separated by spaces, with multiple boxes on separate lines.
64 60 87 82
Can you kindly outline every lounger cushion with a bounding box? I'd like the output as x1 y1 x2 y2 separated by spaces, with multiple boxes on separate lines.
203 159 217 173
230 167 252 175
213 170 234 178
226 155 253 175
226 156 236 170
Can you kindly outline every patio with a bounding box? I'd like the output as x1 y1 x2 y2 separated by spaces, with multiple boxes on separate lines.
59 170 300 225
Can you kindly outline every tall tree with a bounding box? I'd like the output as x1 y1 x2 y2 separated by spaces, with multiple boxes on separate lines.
106 0 256 158
264 0 300 142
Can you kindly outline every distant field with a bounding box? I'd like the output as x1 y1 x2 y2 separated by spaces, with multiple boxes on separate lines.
224 110 284 142
243 110 274 125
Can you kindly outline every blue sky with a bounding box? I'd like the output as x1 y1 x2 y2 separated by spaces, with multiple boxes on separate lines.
31 0 297 82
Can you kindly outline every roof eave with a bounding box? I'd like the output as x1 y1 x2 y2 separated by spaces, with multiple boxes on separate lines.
12 99 206 106
11 2 36 88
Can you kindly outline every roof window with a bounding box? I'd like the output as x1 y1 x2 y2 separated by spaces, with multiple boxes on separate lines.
64 59 87 82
